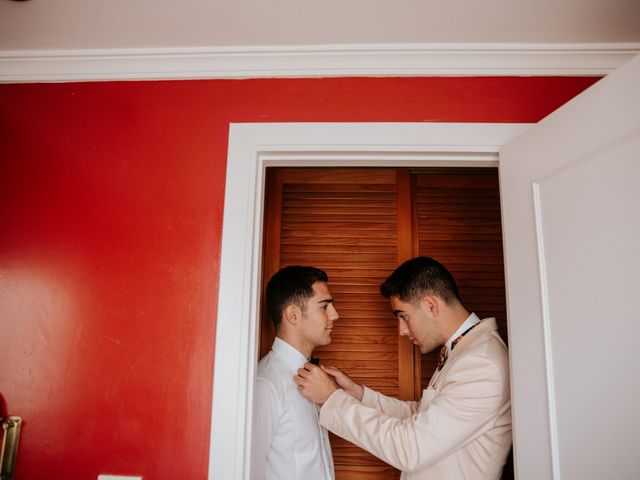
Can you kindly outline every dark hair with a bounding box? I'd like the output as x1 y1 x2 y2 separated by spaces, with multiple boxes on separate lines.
380 256 462 306
266 266 329 328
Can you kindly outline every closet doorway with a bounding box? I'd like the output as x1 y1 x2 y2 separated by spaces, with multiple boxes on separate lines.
259 167 511 480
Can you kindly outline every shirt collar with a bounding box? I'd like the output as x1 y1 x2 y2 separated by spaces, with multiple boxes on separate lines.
445 312 481 353
272 336 309 373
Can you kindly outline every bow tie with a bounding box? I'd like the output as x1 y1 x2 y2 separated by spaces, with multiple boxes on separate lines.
436 323 478 371
309 357 320 366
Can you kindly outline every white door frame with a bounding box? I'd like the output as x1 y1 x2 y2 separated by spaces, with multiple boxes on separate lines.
209 122 531 479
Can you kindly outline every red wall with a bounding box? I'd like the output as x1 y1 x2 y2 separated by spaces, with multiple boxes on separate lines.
0 76 598 480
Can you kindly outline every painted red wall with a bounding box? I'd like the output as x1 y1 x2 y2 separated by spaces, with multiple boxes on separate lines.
0 76 598 480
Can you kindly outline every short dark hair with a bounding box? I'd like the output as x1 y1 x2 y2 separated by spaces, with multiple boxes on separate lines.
265 266 329 329
380 256 462 306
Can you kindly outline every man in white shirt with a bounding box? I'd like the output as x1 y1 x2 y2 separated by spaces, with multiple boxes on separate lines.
251 266 339 480
295 256 512 479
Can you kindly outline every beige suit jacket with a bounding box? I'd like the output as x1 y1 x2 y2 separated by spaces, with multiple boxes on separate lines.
319 317 511 479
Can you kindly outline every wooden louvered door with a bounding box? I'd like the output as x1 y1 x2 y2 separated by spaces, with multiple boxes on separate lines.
411 170 509 391
261 168 411 480
260 167 511 480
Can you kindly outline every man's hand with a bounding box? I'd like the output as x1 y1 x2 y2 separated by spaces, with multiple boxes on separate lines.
320 365 364 401
295 362 338 405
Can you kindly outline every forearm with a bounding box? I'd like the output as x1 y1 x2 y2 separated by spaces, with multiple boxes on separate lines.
320 390 433 471
361 386 419 418
343 382 364 401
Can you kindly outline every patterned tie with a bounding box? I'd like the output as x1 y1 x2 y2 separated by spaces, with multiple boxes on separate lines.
436 322 478 371
436 344 448 371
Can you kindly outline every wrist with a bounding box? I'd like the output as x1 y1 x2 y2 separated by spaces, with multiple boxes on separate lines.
346 383 364 401
321 385 338 404
355 384 364 401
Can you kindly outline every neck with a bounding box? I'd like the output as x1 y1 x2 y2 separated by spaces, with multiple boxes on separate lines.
439 305 471 345
277 330 314 359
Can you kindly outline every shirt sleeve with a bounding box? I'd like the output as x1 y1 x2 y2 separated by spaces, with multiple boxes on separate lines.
250 376 283 480
361 385 420 419
319 353 507 473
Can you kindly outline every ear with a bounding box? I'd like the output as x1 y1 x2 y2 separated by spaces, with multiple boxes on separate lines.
421 295 440 317
283 303 302 326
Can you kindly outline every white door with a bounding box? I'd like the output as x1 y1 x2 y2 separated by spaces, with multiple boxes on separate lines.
500 54 640 480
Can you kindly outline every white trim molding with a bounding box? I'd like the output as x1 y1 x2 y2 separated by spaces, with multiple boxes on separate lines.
1 43 639 83
209 122 531 480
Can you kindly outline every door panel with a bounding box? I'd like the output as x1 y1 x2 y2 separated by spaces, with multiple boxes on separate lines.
261 166 511 479
500 54 640 479
261 168 407 479
412 170 508 391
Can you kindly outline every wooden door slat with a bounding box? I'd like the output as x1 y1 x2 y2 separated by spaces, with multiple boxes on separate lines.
413 171 509 397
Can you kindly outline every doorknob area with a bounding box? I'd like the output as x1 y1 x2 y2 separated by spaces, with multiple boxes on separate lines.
1 416 21 480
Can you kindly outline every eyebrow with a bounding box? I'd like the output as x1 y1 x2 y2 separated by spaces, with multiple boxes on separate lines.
392 310 405 316
317 298 334 304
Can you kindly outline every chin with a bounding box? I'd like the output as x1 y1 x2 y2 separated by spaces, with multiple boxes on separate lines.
420 344 436 354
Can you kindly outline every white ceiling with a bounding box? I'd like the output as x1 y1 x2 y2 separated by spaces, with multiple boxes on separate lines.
1 0 639 51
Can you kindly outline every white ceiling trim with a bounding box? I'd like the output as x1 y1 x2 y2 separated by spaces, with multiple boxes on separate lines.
1 43 639 83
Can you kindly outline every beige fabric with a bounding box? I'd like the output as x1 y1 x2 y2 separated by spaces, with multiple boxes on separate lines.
319 317 511 479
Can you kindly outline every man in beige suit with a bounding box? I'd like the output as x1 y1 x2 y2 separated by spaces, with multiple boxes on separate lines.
295 256 511 479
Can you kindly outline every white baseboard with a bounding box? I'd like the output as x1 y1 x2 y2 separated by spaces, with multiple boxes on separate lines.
1 43 639 83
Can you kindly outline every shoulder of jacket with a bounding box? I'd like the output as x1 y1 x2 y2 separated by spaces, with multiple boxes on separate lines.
453 332 510 380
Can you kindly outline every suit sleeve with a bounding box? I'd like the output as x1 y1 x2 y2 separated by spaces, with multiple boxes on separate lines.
250 377 282 480
361 385 420 419
319 354 507 472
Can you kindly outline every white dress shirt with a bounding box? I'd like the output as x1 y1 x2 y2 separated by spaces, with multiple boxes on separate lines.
251 337 335 480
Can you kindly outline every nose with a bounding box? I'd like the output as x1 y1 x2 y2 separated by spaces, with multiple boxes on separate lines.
398 319 409 336
329 304 339 322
